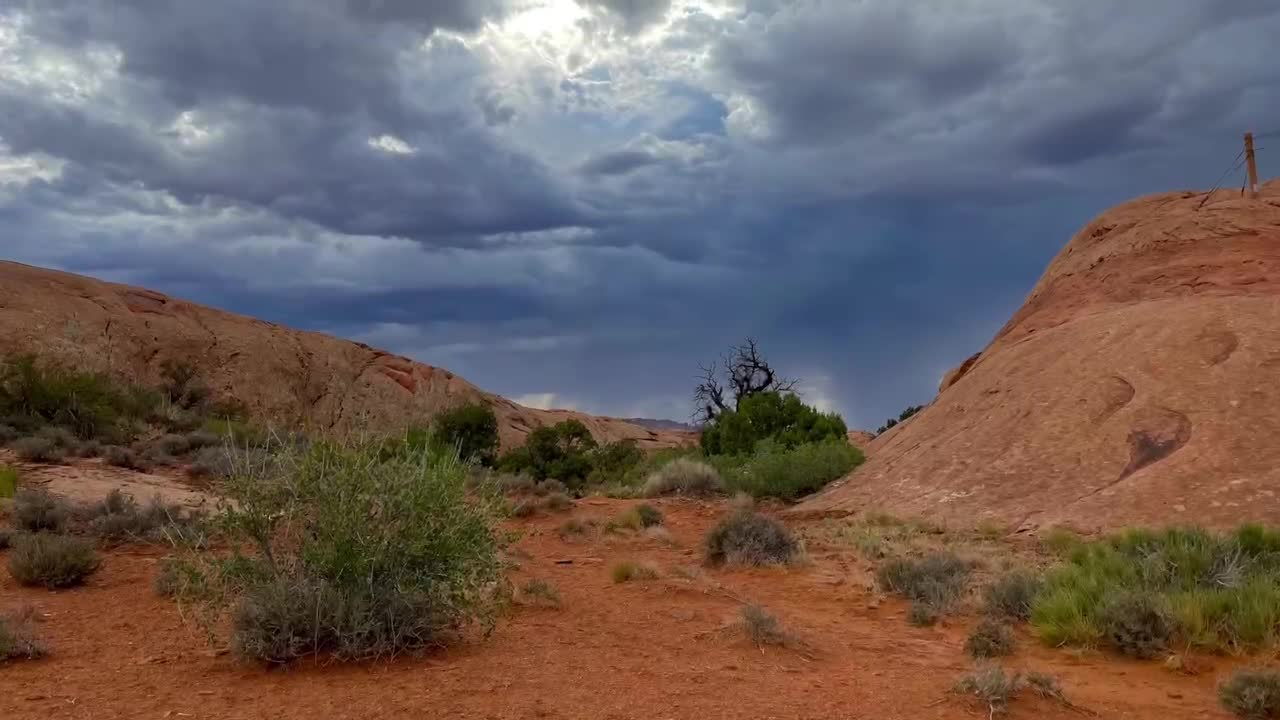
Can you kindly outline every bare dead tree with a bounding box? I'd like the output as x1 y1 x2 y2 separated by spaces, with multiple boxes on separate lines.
693 338 798 424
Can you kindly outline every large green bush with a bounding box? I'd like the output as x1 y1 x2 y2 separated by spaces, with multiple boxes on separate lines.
0 354 153 441
700 391 847 456
720 438 863 500
431 403 499 466
168 440 503 664
1031 525 1280 653
497 419 598 486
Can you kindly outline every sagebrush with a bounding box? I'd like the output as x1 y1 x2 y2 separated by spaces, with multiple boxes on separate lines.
704 510 802 567
165 440 503 664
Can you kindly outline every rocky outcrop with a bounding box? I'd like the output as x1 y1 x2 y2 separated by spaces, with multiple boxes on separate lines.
0 261 694 451
796 181 1280 532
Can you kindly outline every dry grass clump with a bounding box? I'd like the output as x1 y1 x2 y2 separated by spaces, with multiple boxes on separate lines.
965 618 1015 659
704 510 802 568
7 533 100 588
982 570 1041 621
518 579 562 608
876 552 972 626
0 608 46 663
611 560 659 583
737 604 794 648
642 459 723 497
1219 668 1280 719
953 664 1069 717
10 437 65 463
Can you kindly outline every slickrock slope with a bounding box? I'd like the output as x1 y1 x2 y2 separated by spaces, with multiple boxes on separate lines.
0 261 692 451
798 181 1280 532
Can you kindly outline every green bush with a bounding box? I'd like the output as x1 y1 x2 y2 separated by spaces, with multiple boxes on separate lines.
704 510 802 567
7 533 100 588
1031 525 1280 653
877 552 971 625
721 438 863 500
983 570 1041 621
1220 668 1280 719
497 420 598 486
13 488 68 533
643 458 723 497
700 391 847 456
167 440 503 663
0 354 153 441
586 440 644 485
431 403 499 466
0 464 16 498
966 618 1015 659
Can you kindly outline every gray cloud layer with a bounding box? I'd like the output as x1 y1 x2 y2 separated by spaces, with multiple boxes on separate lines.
3 0 1279 425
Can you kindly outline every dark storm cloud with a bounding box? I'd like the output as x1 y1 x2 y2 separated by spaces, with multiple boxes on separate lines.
4 0 583 243
4 0 1280 426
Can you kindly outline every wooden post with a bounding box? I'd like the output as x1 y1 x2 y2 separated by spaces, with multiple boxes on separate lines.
1245 132 1260 199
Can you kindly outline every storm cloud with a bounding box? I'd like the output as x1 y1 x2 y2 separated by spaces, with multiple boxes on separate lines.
2 0 1279 426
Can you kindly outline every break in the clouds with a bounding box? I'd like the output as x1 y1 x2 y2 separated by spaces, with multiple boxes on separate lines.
2 0 1279 427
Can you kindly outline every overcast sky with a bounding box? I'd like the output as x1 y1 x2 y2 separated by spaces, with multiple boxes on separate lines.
2 1 1278 428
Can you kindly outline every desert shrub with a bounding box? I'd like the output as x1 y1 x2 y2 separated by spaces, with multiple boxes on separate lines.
0 464 16 498
494 473 536 495
141 446 179 467
74 439 102 458
159 360 209 410
85 490 200 543
518 579 561 608
511 498 540 518
984 570 1041 621
966 619 1015 659
721 438 863 500
1096 592 1174 658
35 425 81 452
1031 525 1280 653
739 604 791 647
12 488 68 533
700 391 847 456
1220 669 1280 719
167 440 503 663
10 437 65 463
154 433 193 456
542 492 574 512
633 503 663 527
0 354 154 441
0 423 18 443
954 664 1020 714
103 445 149 471
188 446 233 478
877 552 972 625
431 403 499 466
611 560 659 583
643 458 723 497
558 517 595 538
0 611 46 662
704 510 801 568
7 533 100 588
534 479 567 496
610 503 664 532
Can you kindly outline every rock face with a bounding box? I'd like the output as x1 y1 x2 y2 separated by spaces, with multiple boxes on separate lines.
797 181 1280 532
0 261 693 451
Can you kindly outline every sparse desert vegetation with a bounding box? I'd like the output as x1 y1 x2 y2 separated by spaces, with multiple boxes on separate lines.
0 608 46 663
